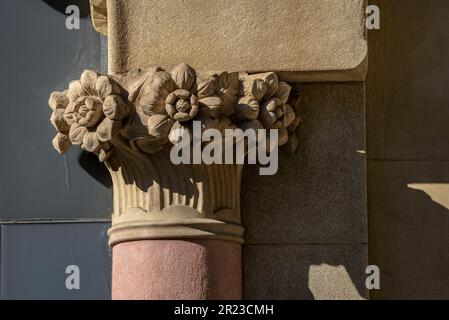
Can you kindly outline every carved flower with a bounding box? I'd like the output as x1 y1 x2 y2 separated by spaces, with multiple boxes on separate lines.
165 89 199 122
49 70 131 160
135 64 232 152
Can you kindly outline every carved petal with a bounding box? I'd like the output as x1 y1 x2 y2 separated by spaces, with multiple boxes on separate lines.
50 109 70 133
69 123 88 145
283 104 296 128
244 79 268 102
199 97 223 118
82 132 101 152
262 72 279 99
80 70 98 95
169 121 192 145
95 75 115 99
77 97 104 128
260 98 282 129
67 80 86 103
171 63 197 91
97 118 122 142
103 95 130 120
234 96 260 121
52 133 71 154
173 112 192 122
98 149 112 162
274 82 292 105
48 91 69 111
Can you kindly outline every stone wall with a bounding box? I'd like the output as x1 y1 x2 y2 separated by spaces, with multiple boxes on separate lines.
243 83 368 299
368 0 449 299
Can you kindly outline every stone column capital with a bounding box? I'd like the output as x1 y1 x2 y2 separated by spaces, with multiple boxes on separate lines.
48 64 300 246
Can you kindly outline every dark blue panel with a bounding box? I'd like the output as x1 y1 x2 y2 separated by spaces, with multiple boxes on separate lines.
0 0 112 220
0 223 111 300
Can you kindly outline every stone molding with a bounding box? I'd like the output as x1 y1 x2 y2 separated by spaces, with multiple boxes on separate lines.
48 64 300 245
90 0 107 36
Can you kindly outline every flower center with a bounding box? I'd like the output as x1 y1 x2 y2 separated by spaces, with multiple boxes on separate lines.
176 99 191 113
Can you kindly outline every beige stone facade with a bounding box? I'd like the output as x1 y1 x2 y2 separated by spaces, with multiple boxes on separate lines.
46 0 449 300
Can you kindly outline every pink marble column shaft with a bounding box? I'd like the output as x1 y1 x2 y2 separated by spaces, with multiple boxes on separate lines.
112 239 242 300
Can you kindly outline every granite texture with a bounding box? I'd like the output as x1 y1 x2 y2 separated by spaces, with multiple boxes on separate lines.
244 244 368 300
242 83 367 244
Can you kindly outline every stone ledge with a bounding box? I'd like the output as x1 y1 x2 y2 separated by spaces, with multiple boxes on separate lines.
99 0 367 81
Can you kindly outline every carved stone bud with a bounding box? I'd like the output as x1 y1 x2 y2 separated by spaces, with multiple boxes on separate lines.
171 63 197 91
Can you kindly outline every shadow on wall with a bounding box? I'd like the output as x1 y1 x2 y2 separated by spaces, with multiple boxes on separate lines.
242 155 368 300
369 163 449 299
78 151 112 188
42 0 90 17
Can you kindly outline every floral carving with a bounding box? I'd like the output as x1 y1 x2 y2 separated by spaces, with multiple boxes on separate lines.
49 64 301 161
49 70 131 161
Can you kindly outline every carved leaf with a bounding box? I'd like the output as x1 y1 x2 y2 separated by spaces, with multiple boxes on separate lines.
199 97 223 118
218 72 239 116
95 75 116 99
197 76 218 99
274 82 292 105
103 95 130 120
82 132 101 152
97 118 122 142
68 123 88 145
147 114 174 139
138 71 177 116
234 96 260 121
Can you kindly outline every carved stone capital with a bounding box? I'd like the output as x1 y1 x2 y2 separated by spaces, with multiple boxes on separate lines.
48 64 300 245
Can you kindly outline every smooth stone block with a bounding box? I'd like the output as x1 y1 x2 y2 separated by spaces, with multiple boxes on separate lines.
242 83 367 244
244 244 368 300
368 161 449 299
106 0 367 80
367 0 449 160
